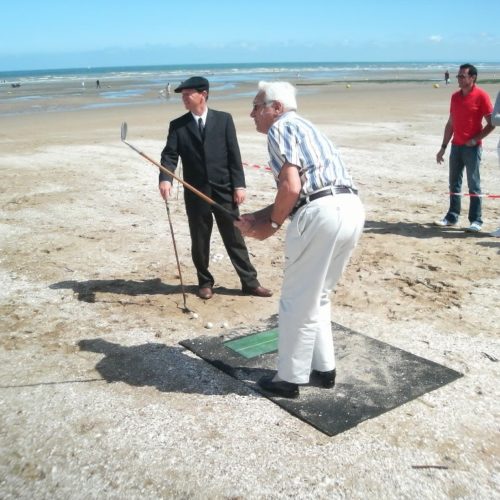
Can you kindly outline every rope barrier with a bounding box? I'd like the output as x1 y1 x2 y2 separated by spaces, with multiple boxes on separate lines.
242 161 271 172
242 162 500 199
449 192 500 199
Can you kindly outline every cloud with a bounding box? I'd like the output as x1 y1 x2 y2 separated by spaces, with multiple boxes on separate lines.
429 35 443 43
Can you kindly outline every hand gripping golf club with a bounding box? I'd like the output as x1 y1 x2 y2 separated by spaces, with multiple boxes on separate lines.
164 199 191 313
120 122 238 220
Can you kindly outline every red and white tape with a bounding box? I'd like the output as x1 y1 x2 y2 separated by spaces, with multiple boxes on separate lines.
242 161 271 172
241 165 500 199
450 192 500 199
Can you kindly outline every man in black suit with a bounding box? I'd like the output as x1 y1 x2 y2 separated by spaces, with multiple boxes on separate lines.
159 76 271 300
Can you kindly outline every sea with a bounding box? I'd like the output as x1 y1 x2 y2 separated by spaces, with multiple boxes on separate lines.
1 61 499 116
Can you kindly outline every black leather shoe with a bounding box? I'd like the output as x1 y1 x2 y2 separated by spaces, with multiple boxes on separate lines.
198 287 213 299
242 285 273 297
311 369 336 388
257 375 299 398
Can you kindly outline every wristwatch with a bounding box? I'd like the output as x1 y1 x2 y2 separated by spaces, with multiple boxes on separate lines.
270 219 281 230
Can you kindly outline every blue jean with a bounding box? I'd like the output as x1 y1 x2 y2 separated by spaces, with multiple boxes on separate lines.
445 144 482 224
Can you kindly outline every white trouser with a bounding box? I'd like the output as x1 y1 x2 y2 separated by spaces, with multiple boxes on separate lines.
277 193 365 384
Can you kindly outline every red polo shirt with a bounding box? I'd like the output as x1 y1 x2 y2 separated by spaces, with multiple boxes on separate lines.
450 85 493 145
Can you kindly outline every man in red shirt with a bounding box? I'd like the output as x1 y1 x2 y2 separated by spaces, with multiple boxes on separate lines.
435 63 495 232
492 91 500 237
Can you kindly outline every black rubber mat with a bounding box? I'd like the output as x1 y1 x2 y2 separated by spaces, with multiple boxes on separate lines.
180 322 463 436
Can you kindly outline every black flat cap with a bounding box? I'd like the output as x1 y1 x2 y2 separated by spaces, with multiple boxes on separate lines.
175 76 209 93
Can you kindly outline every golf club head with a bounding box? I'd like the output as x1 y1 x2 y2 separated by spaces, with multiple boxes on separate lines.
121 122 128 141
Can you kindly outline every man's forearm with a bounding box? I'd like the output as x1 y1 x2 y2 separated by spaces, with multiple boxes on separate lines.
441 122 453 148
251 205 274 224
475 122 495 142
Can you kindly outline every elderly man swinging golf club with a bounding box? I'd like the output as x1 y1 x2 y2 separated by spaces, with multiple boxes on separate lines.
236 81 365 398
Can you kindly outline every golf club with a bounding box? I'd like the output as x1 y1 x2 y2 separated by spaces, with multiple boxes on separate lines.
164 199 191 314
120 122 238 220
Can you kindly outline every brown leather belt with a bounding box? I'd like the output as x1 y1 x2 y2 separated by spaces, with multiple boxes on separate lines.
291 186 358 216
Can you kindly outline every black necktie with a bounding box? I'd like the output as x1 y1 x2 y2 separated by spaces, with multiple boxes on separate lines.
198 117 205 140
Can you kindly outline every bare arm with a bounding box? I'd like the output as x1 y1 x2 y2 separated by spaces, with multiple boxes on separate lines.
465 114 495 146
436 115 453 164
235 162 302 240
492 92 500 126
270 163 302 225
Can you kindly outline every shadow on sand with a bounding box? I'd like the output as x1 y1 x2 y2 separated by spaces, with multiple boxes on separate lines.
78 338 254 396
364 219 493 240
50 278 257 302
50 278 186 302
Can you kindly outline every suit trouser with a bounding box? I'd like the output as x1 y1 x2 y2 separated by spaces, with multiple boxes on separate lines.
277 193 365 384
185 192 259 289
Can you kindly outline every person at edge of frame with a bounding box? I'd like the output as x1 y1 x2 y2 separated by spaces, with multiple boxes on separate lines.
490 90 500 237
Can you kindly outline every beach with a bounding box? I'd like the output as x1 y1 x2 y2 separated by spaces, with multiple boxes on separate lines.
1 76 499 498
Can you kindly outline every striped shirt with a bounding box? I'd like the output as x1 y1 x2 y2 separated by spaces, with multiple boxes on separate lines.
267 111 355 195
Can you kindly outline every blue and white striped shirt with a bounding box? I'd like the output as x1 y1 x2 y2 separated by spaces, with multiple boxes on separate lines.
267 111 355 195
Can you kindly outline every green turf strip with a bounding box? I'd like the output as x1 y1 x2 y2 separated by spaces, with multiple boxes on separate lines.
224 329 278 359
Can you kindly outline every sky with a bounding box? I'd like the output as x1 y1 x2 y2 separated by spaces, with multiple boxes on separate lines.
1 0 499 71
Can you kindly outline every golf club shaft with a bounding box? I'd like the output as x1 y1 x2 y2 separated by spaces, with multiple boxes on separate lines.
165 200 189 312
123 140 238 220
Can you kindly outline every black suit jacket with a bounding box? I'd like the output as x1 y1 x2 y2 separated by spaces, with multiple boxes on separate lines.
160 108 245 203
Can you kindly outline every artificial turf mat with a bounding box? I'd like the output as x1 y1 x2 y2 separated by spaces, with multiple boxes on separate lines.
180 322 463 436
223 328 278 358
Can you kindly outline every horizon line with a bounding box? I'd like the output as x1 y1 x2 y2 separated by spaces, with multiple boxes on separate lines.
2 60 500 75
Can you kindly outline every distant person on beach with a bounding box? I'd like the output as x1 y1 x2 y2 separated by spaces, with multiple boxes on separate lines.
96 80 100 89
235 81 365 398
444 70 450 85
435 63 495 233
166 82 171 95
491 91 500 237
159 76 271 300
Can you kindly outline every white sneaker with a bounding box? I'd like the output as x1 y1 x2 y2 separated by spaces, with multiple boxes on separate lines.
434 217 457 227
465 222 482 233
490 227 500 237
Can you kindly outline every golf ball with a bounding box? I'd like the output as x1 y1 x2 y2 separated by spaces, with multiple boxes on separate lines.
190 312 199 319
205 322 214 329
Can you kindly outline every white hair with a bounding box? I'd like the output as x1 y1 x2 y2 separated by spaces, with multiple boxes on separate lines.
258 81 297 111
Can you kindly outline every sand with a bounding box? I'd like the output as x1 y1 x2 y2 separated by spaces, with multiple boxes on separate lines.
1 81 499 499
